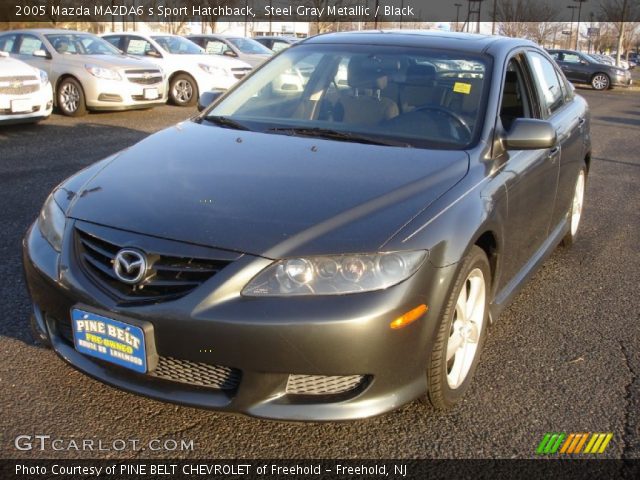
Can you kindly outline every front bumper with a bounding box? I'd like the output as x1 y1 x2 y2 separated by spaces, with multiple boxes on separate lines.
83 76 167 110
23 220 455 421
612 72 633 87
0 83 53 124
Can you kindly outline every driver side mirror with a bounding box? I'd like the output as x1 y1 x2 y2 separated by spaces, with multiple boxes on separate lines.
223 49 237 57
504 119 557 150
197 90 225 112
145 50 162 58
32 49 50 59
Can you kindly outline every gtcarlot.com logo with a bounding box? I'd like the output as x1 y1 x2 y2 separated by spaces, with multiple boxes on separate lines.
536 432 613 455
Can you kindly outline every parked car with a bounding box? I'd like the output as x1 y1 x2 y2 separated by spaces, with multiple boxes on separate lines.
548 49 632 90
0 51 52 124
103 33 252 106
254 36 301 53
24 31 590 421
186 34 273 68
0 29 167 116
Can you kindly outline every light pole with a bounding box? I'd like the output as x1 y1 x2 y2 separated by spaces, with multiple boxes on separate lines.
567 5 577 50
574 0 588 51
454 3 462 32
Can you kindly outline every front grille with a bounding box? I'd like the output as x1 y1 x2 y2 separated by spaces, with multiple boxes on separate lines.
0 75 40 95
286 374 366 395
54 318 240 391
231 68 251 79
125 69 163 85
150 357 241 390
75 226 231 304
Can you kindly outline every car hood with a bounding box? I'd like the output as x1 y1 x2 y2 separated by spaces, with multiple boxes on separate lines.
66 121 468 258
1 56 40 76
67 54 158 70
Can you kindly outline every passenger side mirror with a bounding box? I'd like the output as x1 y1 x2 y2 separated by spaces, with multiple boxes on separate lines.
32 49 50 59
223 50 237 57
504 119 557 150
145 50 162 58
197 90 225 112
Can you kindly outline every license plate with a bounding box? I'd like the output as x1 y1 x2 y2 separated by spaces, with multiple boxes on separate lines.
143 88 158 100
11 99 31 113
72 309 147 373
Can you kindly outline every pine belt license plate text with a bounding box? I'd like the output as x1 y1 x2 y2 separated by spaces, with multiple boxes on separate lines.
11 99 31 113
72 309 147 373
144 88 158 99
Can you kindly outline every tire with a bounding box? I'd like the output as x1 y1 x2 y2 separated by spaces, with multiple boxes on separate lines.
424 245 491 410
57 77 87 116
29 314 51 348
170 74 198 107
591 73 610 91
561 164 587 247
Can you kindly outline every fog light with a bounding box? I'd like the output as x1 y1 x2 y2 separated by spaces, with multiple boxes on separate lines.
389 304 428 330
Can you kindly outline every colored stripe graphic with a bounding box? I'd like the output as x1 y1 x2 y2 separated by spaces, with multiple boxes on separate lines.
537 433 612 454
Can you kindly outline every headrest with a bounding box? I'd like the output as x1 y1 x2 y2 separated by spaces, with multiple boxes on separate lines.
405 63 437 85
348 55 399 89
504 70 518 94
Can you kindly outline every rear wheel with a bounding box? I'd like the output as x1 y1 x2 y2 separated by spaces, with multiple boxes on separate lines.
57 77 87 116
591 73 610 90
170 74 198 106
424 245 491 409
561 164 587 247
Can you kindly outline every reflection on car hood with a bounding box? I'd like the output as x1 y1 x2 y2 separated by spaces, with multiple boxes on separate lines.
174 54 252 70
0 56 39 76
67 122 469 257
68 54 158 69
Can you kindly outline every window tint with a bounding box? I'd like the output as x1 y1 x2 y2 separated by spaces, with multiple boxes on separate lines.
528 51 564 117
17 35 44 55
103 35 122 50
0 33 17 53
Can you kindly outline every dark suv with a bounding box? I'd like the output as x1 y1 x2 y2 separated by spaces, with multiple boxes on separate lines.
548 49 632 90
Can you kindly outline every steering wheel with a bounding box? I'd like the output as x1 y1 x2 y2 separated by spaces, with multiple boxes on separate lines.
412 105 472 141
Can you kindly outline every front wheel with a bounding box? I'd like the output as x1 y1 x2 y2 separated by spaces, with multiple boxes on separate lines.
424 245 491 410
57 77 87 116
561 165 587 247
170 74 198 106
591 73 610 90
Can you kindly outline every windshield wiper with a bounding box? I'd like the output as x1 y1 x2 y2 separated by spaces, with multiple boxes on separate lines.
266 127 411 148
205 116 251 131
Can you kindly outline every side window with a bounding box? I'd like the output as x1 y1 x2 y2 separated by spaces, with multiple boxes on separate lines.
562 53 582 64
103 35 122 50
204 40 230 55
527 51 565 117
272 41 289 53
499 57 534 131
0 33 17 53
17 35 44 55
125 37 157 56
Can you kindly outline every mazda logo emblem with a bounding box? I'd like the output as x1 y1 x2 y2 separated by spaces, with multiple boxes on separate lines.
113 249 147 284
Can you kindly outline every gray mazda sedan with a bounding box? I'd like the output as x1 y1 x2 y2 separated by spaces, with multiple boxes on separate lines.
23 31 590 421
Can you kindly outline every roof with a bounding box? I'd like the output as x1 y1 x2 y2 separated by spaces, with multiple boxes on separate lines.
303 30 535 54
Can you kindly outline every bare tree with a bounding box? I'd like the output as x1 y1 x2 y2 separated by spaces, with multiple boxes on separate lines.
492 0 559 42
600 0 640 63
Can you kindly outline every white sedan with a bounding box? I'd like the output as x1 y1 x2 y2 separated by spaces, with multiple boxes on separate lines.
0 52 52 124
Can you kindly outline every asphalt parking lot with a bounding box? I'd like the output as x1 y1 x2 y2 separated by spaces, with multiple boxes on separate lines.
1 87 639 459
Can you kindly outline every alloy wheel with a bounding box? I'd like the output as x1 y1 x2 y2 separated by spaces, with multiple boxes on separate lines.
592 74 609 90
446 268 486 389
173 79 193 104
60 83 80 113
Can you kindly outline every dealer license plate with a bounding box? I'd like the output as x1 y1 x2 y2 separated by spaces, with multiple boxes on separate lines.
11 99 32 113
144 88 158 100
72 309 147 373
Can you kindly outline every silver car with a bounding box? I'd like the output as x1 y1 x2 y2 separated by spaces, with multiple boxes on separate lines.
0 29 167 116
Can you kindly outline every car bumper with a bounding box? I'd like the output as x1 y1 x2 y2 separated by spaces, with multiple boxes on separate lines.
0 83 53 124
612 73 632 87
83 77 167 110
22 220 456 421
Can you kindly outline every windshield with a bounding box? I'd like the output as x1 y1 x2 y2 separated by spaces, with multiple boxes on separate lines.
227 37 273 55
205 44 490 149
46 34 121 55
151 36 203 55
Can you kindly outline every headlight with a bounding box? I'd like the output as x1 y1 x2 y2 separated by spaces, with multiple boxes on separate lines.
38 69 48 85
84 64 122 81
37 193 66 252
242 251 427 297
199 63 229 76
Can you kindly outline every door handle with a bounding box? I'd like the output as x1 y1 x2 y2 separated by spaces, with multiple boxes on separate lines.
548 146 560 161
578 117 586 126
